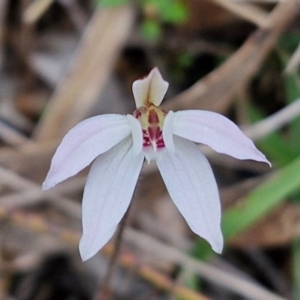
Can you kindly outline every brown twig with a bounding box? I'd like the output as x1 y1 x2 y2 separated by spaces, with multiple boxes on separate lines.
243 96 300 141
211 0 269 27
23 0 55 24
0 208 211 300
285 41 300 73
165 0 299 113
0 191 289 300
124 229 289 300
33 5 135 141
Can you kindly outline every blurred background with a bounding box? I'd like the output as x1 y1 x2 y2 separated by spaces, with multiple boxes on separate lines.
0 0 300 299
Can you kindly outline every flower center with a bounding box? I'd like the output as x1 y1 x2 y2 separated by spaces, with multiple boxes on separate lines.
133 104 166 152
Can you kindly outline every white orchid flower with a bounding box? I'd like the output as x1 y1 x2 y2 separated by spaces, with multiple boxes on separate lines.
42 67 270 261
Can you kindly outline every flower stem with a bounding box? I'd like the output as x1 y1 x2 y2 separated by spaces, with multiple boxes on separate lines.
95 207 131 300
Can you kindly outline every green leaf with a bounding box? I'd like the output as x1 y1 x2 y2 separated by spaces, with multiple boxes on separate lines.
96 0 130 7
141 0 188 24
140 19 161 41
193 155 300 260
160 2 188 23
279 32 300 53
222 154 300 239
191 240 214 260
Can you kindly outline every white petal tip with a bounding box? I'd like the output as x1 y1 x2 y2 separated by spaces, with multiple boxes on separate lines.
264 160 272 168
252 151 271 167
263 158 272 167
80 253 91 262
79 239 97 262
210 235 224 254
41 181 54 191
211 243 223 254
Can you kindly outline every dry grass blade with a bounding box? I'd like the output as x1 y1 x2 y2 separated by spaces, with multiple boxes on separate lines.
285 41 300 73
0 157 288 300
211 0 269 27
0 121 30 146
23 0 55 24
244 96 300 140
0 166 82 218
33 5 135 141
125 229 289 300
0 195 285 300
166 0 299 113
0 207 212 300
0 140 57 175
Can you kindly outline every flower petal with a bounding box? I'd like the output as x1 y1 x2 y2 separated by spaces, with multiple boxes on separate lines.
126 114 143 155
173 110 270 165
132 67 169 108
42 114 131 190
79 137 144 261
156 136 223 253
162 111 175 153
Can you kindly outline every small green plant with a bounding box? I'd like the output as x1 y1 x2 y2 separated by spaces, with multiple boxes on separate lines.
96 0 188 41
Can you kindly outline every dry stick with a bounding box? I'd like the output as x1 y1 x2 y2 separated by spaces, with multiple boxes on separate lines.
33 6 135 141
165 0 299 113
0 158 285 300
285 41 300 73
125 229 289 300
0 166 83 219
0 208 210 300
0 121 30 146
0 150 287 300
211 0 269 27
244 96 300 141
23 0 55 24
0 163 282 300
0 202 285 300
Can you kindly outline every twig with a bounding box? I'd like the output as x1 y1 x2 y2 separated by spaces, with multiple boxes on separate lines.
0 167 287 300
0 208 211 300
124 229 289 300
285 41 300 73
245 248 291 296
211 0 269 27
33 6 135 141
2 203 287 300
23 0 55 24
166 0 299 113
243 97 300 141
0 121 30 146
0 166 83 219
